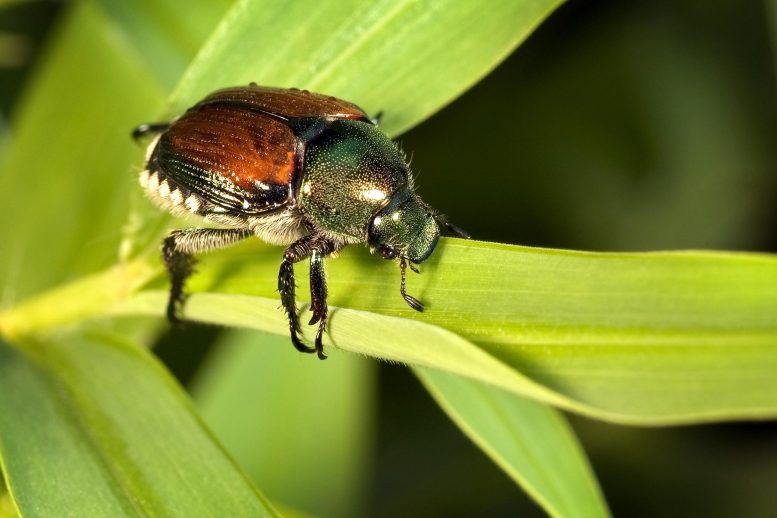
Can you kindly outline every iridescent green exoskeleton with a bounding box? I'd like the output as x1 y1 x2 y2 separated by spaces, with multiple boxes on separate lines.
134 85 468 359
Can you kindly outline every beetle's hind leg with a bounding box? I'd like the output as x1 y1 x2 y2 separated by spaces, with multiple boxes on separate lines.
279 235 338 359
162 228 251 323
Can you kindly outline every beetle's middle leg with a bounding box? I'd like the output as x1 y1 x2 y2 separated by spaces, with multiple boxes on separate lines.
279 235 338 359
308 249 330 359
162 228 251 323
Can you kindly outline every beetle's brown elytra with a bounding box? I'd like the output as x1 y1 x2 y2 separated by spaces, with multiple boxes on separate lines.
134 84 468 359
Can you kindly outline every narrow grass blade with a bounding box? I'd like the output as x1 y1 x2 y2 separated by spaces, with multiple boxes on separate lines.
417 368 609 518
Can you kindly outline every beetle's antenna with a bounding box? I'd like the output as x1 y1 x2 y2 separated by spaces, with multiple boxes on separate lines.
434 214 471 239
444 221 470 239
400 257 424 312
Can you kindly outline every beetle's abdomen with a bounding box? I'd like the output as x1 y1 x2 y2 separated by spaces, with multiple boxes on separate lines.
152 104 296 214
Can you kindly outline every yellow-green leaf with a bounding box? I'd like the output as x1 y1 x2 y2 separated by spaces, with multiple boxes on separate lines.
109 238 777 425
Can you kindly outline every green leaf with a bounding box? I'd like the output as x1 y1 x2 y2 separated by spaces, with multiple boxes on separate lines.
96 0 233 90
192 329 376 517
109 238 777 425
416 368 609 518
170 0 565 136
0 335 277 516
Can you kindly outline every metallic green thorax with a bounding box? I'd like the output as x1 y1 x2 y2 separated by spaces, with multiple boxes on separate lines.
299 120 409 239
298 119 441 263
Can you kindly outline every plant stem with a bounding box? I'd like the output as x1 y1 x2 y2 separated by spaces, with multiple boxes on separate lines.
0 260 159 342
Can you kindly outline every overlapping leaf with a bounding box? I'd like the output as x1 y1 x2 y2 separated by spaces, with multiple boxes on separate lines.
418 368 610 518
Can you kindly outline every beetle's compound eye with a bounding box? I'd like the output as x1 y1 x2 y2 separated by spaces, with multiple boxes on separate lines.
379 245 397 260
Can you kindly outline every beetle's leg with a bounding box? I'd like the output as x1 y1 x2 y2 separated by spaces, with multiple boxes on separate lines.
280 235 338 358
400 257 424 312
308 249 329 359
162 228 251 323
278 257 312 354
132 122 170 143
442 221 470 239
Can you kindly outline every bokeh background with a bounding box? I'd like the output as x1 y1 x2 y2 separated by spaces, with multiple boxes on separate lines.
2 0 777 516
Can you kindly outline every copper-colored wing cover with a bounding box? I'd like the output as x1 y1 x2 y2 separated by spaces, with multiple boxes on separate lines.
154 86 372 214
197 85 372 122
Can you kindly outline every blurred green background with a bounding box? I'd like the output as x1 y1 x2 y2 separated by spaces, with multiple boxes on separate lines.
2 0 777 516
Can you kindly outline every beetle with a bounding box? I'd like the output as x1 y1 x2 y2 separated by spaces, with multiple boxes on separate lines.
134 84 468 359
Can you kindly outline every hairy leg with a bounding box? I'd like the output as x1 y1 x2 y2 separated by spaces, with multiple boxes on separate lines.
162 228 251 322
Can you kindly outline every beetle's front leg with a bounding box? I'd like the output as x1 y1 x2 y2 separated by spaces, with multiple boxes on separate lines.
278 254 314 354
399 257 424 312
279 235 337 358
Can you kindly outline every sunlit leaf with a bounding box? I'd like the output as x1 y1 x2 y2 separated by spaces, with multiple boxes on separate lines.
104 238 777 425
171 0 565 136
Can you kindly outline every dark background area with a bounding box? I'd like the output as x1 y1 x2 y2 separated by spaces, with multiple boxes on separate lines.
3 0 777 516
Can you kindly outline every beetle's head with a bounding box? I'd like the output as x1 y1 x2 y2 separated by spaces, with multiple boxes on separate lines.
367 191 469 312
368 191 440 265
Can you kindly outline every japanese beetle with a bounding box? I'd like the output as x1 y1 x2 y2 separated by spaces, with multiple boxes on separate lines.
134 84 468 359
